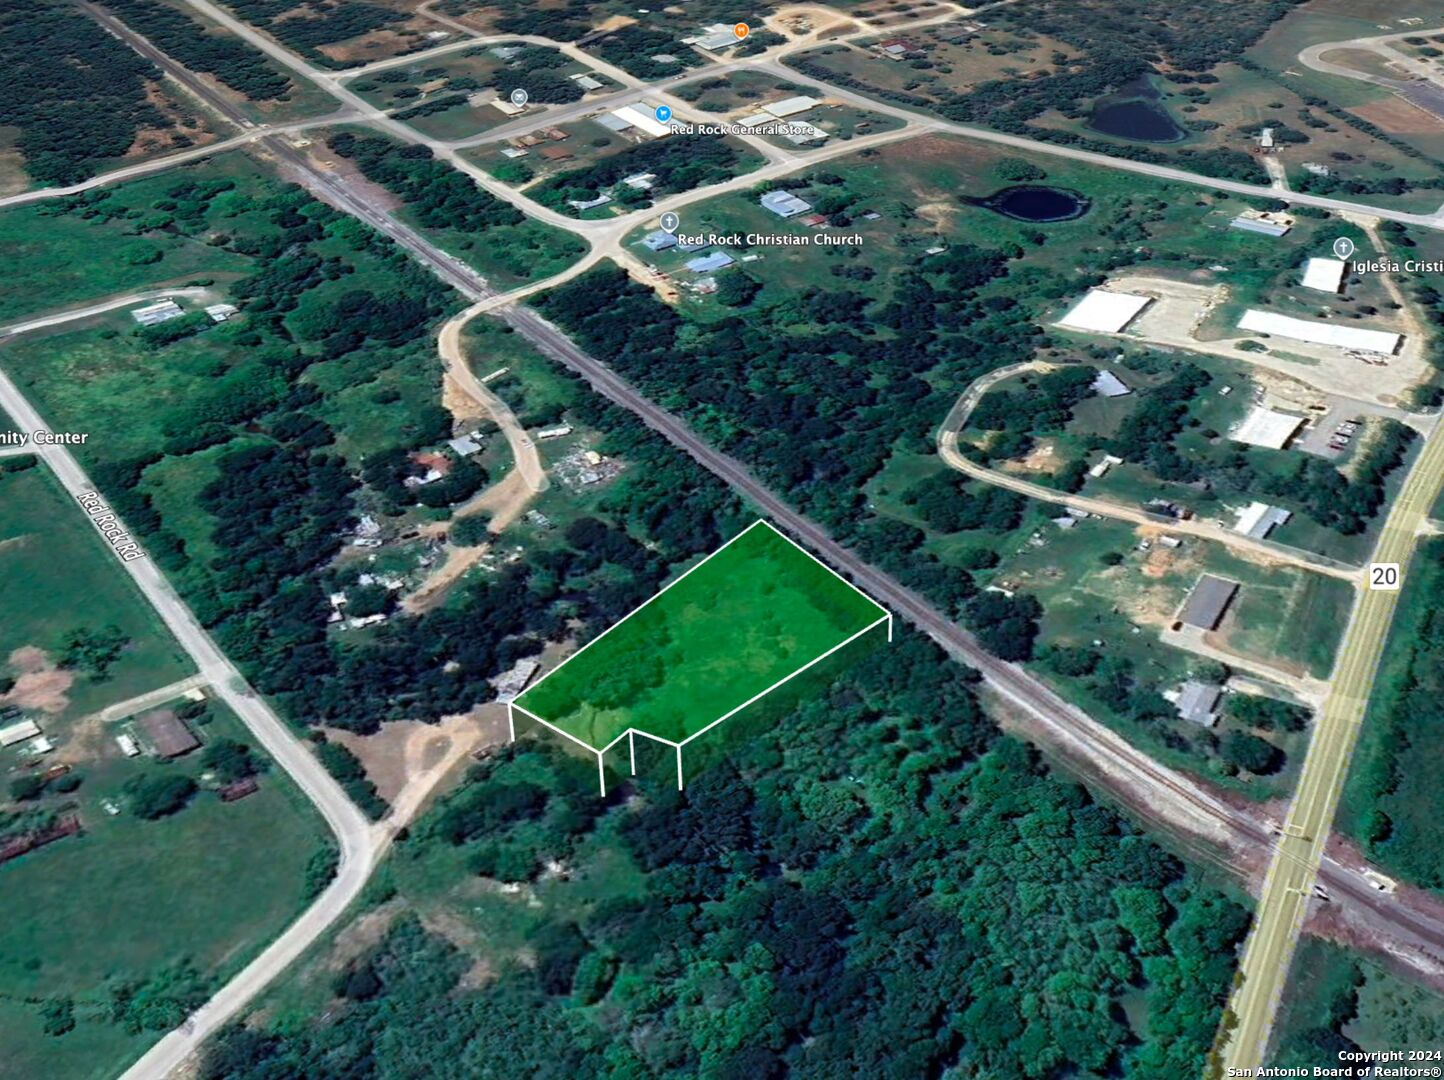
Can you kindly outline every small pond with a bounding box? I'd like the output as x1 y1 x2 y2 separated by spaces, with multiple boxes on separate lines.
981 185 1090 222
1087 78 1186 143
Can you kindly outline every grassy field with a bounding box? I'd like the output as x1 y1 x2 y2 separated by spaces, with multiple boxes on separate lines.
0 461 192 725
1271 938 1444 1070
516 522 887 747
0 175 253 325
349 43 605 142
972 508 1333 796
0 700 328 1080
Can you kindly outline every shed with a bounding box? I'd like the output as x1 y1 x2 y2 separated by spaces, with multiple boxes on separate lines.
538 146 574 161
1179 575 1239 631
139 710 200 759
1091 370 1131 397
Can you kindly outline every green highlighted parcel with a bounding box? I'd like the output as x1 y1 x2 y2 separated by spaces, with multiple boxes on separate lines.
513 522 888 779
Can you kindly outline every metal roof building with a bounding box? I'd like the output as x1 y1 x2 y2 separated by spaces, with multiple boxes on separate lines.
1301 257 1346 294
1231 406 1306 450
685 252 735 273
1237 309 1402 355
1229 216 1290 237
611 105 672 138
764 95 820 118
1091 370 1131 397
760 190 812 217
139 710 199 759
1176 681 1222 727
1233 501 1292 539
1055 290 1152 333
1178 575 1239 631
640 229 677 252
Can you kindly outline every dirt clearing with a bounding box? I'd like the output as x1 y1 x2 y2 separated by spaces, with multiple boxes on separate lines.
2 646 73 716
1352 96 1444 135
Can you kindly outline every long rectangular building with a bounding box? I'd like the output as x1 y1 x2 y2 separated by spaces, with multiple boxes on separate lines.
1237 309 1401 355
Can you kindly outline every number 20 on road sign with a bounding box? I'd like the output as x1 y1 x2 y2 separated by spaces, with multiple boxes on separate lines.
1369 563 1401 591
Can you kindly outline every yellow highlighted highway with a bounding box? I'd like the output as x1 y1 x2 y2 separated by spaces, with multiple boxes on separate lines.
1220 420 1444 1070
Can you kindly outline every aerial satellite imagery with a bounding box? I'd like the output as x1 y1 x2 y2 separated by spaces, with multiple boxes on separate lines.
4 0 1444 1076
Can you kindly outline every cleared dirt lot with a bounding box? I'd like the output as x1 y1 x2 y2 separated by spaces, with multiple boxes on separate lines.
1081 273 1430 408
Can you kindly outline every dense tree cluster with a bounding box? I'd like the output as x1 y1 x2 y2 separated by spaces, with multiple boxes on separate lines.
970 365 1098 460
102 0 294 101
588 25 704 80
327 131 583 279
224 0 406 65
533 135 749 213
0 0 165 184
1347 539 1444 886
202 631 1248 1077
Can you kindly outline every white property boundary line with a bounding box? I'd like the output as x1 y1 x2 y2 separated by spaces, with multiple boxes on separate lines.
507 520 892 794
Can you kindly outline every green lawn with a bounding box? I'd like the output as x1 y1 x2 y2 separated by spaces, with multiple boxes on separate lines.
0 701 328 1080
515 521 887 747
0 461 192 723
0 162 255 325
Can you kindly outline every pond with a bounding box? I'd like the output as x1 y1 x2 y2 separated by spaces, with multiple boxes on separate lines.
1087 79 1185 143
981 185 1090 222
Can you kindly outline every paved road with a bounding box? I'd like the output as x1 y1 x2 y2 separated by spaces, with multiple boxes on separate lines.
0 297 377 1080
0 113 357 212
1222 413 1444 1068
936 361 1364 583
68 4 1444 1073
754 57 1444 230
0 288 212 338
81 673 212 727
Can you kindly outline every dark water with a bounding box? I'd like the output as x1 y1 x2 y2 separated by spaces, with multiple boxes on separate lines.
983 185 1089 222
1088 98 1186 142
1087 78 1185 143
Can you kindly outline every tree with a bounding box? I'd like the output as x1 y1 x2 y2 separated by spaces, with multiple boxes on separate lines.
200 738 258 784
125 773 197 819
715 268 761 307
59 625 130 680
1221 730 1284 775
9 774 45 801
451 513 493 547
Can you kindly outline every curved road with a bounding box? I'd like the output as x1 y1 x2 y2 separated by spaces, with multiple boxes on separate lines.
51 3 1444 1073
0 295 377 1080
437 300 548 494
936 361 1363 582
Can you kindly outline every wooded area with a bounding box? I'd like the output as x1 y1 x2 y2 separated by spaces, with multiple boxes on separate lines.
201 630 1247 1077
0 0 165 184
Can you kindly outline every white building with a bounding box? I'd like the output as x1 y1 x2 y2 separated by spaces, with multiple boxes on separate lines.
1237 309 1402 355
610 105 672 138
764 96 820 118
130 299 184 326
1055 290 1153 333
0 719 40 746
1231 406 1306 450
1301 257 1346 294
